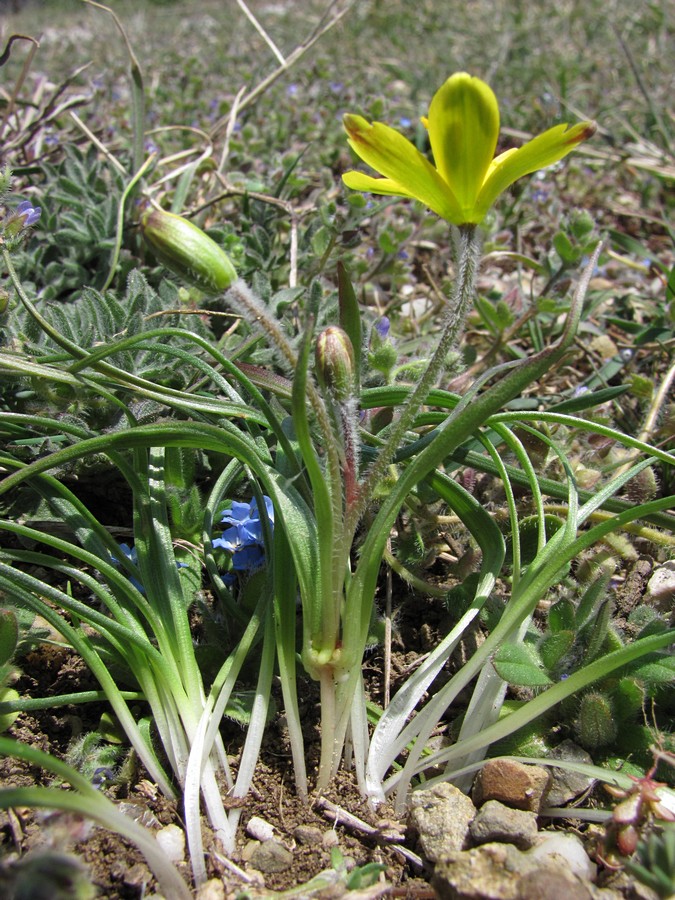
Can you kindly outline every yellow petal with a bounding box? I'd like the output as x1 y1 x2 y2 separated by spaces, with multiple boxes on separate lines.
475 120 596 220
343 114 463 223
427 73 499 218
342 171 416 198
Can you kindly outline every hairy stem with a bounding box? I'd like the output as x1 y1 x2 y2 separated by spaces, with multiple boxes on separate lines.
348 224 481 532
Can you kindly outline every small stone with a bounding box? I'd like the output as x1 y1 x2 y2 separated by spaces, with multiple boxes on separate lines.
516 869 593 900
646 561 675 610
469 800 539 849
246 816 275 842
473 760 550 812
195 879 226 900
248 839 294 874
545 740 596 807
433 840 599 900
527 833 596 882
433 843 529 899
123 862 150 887
155 824 185 863
408 782 476 862
322 829 340 848
293 825 324 845
241 839 259 862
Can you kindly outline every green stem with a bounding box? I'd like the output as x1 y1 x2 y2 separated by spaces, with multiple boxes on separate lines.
349 224 481 532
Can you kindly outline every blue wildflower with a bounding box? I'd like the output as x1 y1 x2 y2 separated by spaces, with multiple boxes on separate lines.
213 496 274 573
111 543 187 593
111 543 144 593
15 199 41 227
374 316 390 340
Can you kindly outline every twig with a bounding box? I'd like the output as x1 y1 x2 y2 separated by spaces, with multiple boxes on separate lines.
218 85 245 175
0 34 39 142
211 0 357 137
70 110 128 176
235 0 286 66
315 797 424 869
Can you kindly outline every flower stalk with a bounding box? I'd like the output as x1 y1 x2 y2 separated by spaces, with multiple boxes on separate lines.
349 223 481 532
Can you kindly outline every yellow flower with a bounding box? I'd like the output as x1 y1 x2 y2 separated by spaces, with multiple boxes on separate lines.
342 72 595 226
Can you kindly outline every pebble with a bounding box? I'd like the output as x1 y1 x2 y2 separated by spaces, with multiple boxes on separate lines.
544 740 596 807
408 782 476 862
155 824 185 863
195 879 226 900
246 815 276 842
469 800 539 849
473 759 550 812
433 840 601 900
248 839 294 874
527 832 596 882
646 560 675 610
293 824 324 845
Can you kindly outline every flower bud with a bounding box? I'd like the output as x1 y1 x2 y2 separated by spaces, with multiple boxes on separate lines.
140 205 236 294
315 326 356 401
368 316 398 378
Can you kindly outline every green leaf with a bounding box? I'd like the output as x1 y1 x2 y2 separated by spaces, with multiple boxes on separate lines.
539 630 574 671
0 610 18 668
553 231 577 264
613 677 644 721
493 643 553 687
549 384 629 413
547 598 576 633
0 687 19 732
627 653 675 686
667 262 675 303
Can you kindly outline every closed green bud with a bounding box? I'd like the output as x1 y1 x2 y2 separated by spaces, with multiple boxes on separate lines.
140 205 236 294
315 326 356 401
574 691 617 749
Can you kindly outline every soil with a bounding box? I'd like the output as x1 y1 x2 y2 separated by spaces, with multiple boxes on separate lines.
1 562 669 900
0 632 436 898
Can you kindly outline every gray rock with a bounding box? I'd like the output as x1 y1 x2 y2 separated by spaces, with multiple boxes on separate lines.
248 839 294 874
195 880 227 900
433 841 603 900
433 843 532 899
545 740 596 807
516 869 593 900
469 800 539 849
293 824 324 845
408 782 476 862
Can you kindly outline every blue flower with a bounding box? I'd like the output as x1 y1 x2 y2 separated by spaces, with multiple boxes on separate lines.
374 316 390 341
110 543 187 593
15 199 41 228
213 496 274 574
111 543 144 593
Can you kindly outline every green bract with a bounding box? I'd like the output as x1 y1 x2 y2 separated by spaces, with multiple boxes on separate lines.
140 205 237 294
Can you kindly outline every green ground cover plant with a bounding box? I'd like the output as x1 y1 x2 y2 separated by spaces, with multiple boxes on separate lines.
0 1 673 896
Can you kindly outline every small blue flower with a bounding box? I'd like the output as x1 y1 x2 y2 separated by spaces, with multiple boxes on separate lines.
213 496 274 576
111 543 144 593
2 199 42 241
374 316 390 340
110 543 186 594
399 116 412 128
